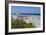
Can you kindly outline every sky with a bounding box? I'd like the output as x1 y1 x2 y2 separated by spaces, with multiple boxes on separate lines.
11 6 40 15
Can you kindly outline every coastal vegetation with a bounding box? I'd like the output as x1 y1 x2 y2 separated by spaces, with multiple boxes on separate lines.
11 18 35 29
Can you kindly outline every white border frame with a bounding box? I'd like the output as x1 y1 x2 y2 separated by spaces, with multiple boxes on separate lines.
8 3 43 32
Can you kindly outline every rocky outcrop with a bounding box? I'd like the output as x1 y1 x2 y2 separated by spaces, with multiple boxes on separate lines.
11 15 32 23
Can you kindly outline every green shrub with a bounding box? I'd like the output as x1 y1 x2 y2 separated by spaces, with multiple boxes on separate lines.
11 19 35 29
